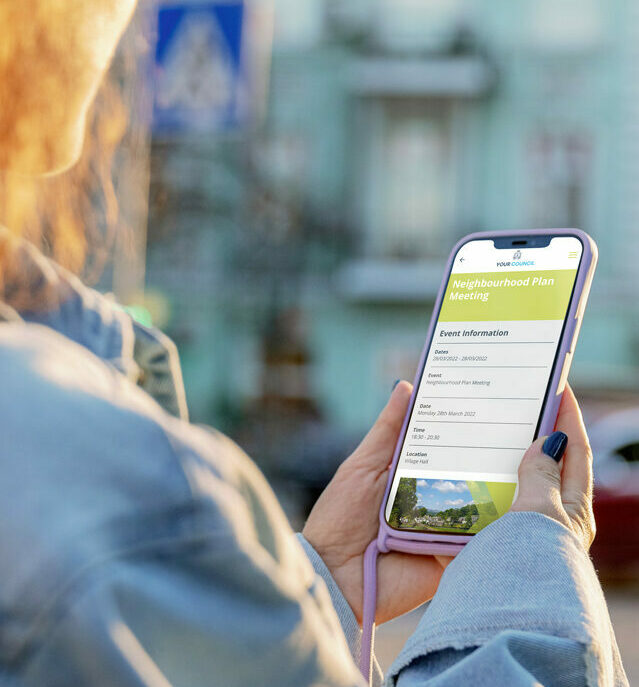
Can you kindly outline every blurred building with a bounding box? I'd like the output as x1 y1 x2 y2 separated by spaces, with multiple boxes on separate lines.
144 0 639 473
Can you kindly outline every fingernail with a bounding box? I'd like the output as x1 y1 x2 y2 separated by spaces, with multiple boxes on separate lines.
392 379 400 391
542 431 568 462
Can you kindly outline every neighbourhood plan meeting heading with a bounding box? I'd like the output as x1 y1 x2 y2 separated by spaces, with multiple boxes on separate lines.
448 274 556 303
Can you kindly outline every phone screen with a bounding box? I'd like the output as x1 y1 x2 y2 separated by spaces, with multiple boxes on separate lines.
384 235 583 535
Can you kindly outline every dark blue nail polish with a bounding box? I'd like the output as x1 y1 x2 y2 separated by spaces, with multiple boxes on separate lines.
543 431 568 462
392 379 400 391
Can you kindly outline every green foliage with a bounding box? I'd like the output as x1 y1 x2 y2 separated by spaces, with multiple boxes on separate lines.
438 503 478 520
388 477 417 527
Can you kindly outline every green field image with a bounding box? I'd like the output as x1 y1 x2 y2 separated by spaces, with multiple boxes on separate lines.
388 477 516 534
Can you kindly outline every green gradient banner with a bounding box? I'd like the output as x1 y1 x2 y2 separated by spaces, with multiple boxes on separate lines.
439 269 577 322
466 480 516 532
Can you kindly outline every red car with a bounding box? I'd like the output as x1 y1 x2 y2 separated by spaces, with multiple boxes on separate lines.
587 409 639 574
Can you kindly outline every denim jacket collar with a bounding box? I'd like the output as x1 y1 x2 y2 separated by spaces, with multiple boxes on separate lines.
0 228 138 380
0 228 188 420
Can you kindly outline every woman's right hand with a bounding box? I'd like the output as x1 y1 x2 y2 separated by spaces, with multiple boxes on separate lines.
510 383 596 551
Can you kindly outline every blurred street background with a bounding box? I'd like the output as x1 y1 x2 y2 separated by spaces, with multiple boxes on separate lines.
104 0 639 678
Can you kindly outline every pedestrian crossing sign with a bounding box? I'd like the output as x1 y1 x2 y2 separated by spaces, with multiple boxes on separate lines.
153 2 246 133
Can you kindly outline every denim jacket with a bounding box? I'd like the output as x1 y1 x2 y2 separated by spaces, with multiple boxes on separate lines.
0 241 628 686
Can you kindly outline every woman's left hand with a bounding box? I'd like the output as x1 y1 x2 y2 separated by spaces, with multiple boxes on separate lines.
303 381 452 625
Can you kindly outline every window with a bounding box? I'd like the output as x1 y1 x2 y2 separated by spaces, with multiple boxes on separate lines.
357 100 457 258
527 130 592 230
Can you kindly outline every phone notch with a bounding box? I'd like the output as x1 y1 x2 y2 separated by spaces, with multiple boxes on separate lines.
493 235 553 249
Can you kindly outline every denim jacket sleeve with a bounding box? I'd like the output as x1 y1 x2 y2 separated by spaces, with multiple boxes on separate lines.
297 534 384 687
0 324 366 687
303 510 627 687
15 442 365 687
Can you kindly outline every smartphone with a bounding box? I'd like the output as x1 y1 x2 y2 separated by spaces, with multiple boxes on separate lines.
380 229 597 548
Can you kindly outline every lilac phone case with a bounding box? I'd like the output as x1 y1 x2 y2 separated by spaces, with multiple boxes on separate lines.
360 229 597 682
376 228 598 557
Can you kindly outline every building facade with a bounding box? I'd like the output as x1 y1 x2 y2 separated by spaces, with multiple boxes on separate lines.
145 0 639 459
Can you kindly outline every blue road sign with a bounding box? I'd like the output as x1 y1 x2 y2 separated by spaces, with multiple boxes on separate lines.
153 2 245 134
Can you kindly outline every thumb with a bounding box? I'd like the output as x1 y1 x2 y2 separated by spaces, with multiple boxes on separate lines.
511 432 568 524
345 380 413 473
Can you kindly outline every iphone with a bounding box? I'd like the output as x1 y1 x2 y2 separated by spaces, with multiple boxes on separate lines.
379 229 597 552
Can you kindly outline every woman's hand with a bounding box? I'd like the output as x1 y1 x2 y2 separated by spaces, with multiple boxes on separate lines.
511 383 596 550
302 381 452 626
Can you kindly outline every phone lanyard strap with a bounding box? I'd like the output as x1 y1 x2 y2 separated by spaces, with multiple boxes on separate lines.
360 539 379 684
359 536 465 684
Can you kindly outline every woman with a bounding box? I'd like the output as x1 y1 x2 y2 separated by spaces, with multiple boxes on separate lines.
0 2 627 686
